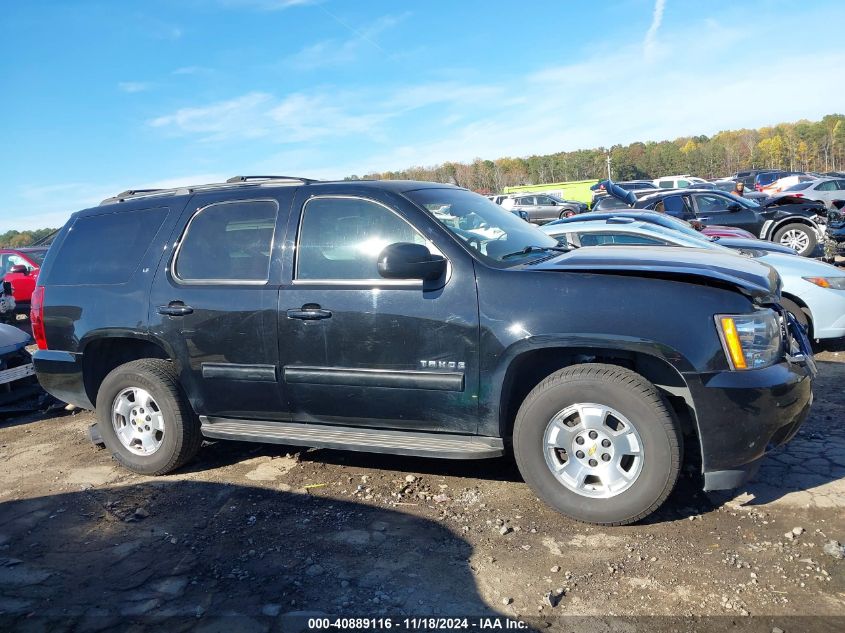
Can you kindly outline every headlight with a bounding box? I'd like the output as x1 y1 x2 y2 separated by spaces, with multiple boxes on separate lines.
803 276 845 290
715 310 782 370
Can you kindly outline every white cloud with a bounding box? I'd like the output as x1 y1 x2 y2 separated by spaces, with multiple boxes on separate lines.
149 92 276 140
286 13 407 69
144 7 845 181
118 81 152 93
643 0 667 61
172 66 213 76
218 0 319 10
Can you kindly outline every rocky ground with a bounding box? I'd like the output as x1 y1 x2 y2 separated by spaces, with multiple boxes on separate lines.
0 344 843 632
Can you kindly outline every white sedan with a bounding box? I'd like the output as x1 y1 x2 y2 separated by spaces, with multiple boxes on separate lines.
542 217 845 340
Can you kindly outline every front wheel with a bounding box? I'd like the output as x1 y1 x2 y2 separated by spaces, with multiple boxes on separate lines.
773 223 817 257
559 210 576 219
513 364 682 525
96 359 202 475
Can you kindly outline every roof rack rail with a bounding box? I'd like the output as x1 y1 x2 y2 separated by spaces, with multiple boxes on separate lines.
100 175 318 206
225 175 317 184
114 188 163 199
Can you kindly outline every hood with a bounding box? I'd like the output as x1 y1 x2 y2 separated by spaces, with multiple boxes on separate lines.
715 237 797 256
759 195 826 212
602 180 637 205
524 245 780 302
0 323 31 356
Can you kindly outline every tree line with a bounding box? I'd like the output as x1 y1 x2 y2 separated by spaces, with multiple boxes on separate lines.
0 228 58 248
346 114 845 194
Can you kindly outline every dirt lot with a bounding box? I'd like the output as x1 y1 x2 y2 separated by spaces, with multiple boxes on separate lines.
1 345 844 632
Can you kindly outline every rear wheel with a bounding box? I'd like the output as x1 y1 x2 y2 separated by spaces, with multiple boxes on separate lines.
96 359 201 475
773 223 816 257
513 364 682 525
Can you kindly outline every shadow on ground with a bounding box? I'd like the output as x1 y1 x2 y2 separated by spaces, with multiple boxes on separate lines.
0 481 502 631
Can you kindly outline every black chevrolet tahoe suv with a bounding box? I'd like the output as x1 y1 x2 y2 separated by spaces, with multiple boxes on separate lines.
32 176 816 525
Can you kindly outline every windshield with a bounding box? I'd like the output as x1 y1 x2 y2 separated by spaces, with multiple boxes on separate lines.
24 250 47 265
722 191 759 208
404 188 561 264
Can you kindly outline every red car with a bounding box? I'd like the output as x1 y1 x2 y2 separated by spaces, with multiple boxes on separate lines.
1 247 49 311
698 225 756 240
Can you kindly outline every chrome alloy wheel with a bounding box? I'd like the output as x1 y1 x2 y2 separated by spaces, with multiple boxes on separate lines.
542 403 644 498
779 229 810 253
112 387 165 456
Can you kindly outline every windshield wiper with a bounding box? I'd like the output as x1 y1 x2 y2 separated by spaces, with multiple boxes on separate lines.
501 245 572 260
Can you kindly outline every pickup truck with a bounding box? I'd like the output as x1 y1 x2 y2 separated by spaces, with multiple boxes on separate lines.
32 176 816 525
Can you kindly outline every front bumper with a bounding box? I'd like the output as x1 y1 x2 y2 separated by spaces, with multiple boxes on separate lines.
685 317 816 491
32 349 93 409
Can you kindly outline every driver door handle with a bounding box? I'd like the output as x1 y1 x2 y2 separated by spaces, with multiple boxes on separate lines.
287 305 332 320
157 302 193 316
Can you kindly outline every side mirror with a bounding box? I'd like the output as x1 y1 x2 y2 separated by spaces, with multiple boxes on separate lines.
9 264 28 275
377 243 446 281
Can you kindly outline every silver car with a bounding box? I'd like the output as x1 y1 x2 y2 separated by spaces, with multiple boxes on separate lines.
503 194 585 224
783 177 845 208
541 218 845 340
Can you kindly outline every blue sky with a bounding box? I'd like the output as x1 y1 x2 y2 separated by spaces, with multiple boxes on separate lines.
1 0 844 231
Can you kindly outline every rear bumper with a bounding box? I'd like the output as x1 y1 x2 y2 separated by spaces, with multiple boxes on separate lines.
32 349 93 409
685 358 814 491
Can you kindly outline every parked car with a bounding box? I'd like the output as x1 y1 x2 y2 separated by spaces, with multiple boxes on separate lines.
626 187 826 256
733 170 788 189
782 177 845 209
540 216 845 339
32 176 815 526
652 175 707 189
502 193 586 223
1 247 48 312
760 174 816 196
827 201 845 254
699 225 757 240
548 211 789 252
753 170 803 192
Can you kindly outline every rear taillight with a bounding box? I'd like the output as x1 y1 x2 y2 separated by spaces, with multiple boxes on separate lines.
30 286 47 350
792 193 803 197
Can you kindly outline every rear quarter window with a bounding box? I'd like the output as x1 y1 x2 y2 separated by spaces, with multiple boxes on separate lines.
46 207 168 285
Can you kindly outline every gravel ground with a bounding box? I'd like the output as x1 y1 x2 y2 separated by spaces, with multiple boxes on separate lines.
0 343 843 631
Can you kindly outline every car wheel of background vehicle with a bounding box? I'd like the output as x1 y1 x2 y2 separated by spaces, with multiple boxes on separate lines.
773 223 816 257
513 363 681 526
780 297 812 337
560 210 576 219
96 359 202 475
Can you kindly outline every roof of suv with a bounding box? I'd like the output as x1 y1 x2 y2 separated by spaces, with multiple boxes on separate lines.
94 176 460 210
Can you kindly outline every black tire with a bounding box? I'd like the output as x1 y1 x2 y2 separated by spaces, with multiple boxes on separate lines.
772 223 817 257
96 359 201 475
559 209 576 219
780 297 812 337
513 363 681 526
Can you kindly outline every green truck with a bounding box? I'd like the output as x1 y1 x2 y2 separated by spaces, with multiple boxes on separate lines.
503 179 598 205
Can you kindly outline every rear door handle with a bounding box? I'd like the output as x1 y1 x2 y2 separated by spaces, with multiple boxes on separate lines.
158 303 194 316
286 305 332 320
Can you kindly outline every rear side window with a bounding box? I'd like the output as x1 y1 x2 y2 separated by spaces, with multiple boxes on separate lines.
47 207 168 285
578 233 664 246
175 200 278 283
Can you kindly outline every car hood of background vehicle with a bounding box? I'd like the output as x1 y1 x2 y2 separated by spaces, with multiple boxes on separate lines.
524 246 780 302
0 323 31 356
715 237 798 255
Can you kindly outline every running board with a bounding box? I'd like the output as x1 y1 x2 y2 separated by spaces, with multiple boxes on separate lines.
199 417 504 460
